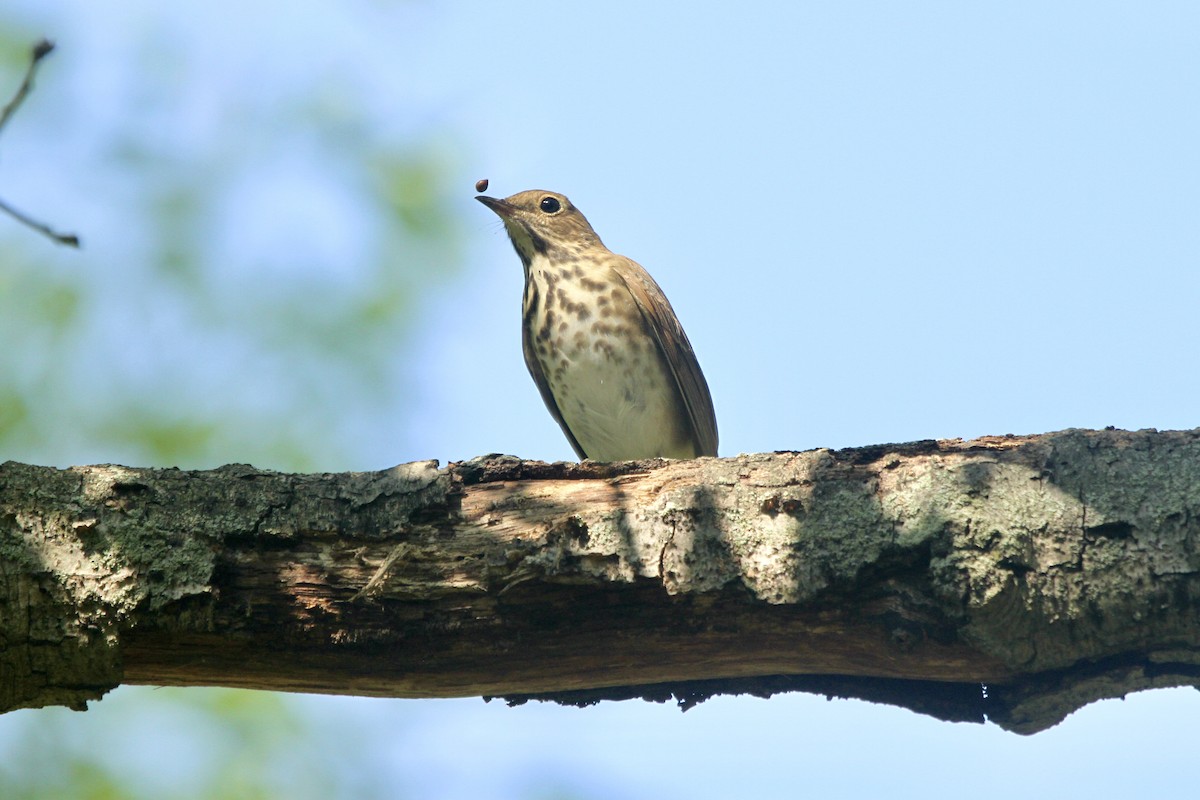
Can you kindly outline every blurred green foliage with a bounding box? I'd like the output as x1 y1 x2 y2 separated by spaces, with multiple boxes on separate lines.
0 6 466 798
0 10 465 471
0 687 392 800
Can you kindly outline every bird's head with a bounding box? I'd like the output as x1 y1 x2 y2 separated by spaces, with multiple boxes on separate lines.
477 190 604 267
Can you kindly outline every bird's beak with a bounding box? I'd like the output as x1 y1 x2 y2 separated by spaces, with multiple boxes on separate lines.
476 195 515 218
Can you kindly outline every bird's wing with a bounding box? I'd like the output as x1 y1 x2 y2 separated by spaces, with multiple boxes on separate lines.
521 291 590 460
611 256 719 457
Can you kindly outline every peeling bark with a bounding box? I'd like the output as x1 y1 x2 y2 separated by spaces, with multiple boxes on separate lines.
2 427 1199 734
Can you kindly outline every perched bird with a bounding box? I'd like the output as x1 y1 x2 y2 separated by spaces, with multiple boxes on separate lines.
477 189 717 461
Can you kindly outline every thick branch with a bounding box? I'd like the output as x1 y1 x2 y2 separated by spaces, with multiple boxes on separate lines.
3 427 1200 733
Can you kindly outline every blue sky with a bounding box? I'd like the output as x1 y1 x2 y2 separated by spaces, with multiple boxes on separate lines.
2 2 1199 797
414 1 1200 464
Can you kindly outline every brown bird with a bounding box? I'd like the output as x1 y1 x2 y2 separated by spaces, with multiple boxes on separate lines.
477 189 717 461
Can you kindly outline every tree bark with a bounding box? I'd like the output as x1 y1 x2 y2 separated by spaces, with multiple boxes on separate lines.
3 427 1199 734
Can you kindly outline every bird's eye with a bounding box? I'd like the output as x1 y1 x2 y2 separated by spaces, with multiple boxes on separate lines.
539 196 561 214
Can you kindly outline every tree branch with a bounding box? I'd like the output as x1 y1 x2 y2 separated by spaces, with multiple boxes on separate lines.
0 38 81 247
3 427 1200 734
0 39 55 135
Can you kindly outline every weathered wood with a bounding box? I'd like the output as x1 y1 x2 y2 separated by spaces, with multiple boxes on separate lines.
3 427 1200 733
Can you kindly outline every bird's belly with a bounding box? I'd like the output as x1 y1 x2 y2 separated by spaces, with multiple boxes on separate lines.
540 327 690 461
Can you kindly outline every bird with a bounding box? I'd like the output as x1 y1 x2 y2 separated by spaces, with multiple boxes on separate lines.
476 188 717 461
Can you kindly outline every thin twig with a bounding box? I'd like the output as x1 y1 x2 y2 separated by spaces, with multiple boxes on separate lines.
0 195 79 247
0 38 81 248
0 38 54 136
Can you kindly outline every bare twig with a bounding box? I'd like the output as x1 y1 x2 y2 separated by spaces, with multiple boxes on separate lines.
0 38 81 248
0 195 80 247
0 38 55 136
